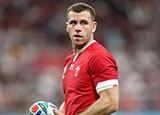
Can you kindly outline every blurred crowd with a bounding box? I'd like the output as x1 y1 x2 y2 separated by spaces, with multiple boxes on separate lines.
0 0 160 113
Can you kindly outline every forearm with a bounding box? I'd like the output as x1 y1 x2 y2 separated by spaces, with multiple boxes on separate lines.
78 87 119 115
78 98 115 115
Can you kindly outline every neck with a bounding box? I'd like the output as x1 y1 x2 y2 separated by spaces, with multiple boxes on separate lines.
74 41 96 56
73 38 94 53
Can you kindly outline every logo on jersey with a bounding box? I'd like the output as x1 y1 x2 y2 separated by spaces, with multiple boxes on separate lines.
75 66 80 77
62 65 67 79
69 64 74 70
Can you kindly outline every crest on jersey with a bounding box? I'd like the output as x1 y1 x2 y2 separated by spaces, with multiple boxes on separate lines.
75 66 80 77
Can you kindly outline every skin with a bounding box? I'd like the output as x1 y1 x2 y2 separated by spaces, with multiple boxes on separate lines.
53 10 119 115
66 10 97 52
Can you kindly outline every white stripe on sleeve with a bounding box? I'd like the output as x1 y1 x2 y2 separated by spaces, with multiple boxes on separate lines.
96 79 119 94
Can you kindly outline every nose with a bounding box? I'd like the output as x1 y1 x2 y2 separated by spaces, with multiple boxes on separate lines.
75 24 81 33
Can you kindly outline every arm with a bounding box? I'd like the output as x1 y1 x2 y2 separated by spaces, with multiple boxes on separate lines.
53 102 65 115
78 85 119 115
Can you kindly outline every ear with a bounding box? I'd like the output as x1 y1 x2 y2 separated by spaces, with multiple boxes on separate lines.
66 22 69 32
92 21 97 33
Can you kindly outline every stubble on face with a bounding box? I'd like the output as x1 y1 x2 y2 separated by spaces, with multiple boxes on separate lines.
66 11 95 51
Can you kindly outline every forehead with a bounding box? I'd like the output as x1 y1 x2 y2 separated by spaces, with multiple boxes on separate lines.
67 11 92 22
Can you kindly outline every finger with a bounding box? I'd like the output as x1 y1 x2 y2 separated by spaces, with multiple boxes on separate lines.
53 108 61 115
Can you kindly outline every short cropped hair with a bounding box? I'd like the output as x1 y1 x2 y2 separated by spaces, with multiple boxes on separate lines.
67 2 96 21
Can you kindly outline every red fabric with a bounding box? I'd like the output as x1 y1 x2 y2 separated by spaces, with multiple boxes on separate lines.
62 41 118 115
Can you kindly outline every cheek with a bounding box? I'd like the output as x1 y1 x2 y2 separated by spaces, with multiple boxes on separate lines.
85 32 92 41
69 27 75 34
85 28 92 36
68 28 73 35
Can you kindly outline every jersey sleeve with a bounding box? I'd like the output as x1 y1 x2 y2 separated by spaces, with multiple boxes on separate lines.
88 52 119 93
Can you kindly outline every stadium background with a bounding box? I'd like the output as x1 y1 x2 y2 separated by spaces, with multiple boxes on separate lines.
0 0 160 114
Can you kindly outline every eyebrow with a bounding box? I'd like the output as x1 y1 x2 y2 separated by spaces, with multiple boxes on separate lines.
80 20 89 24
69 20 77 24
69 19 89 24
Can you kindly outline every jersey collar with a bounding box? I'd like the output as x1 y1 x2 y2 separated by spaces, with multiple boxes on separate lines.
73 40 96 62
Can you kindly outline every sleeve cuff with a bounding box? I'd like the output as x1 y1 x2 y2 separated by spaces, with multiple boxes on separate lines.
96 79 119 94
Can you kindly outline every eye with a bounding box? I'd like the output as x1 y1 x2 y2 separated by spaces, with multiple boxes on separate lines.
69 20 77 25
81 20 88 25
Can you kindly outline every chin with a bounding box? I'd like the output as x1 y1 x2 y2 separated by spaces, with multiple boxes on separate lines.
74 41 84 45
74 43 84 49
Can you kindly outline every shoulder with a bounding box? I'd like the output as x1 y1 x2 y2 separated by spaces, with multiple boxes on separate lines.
88 42 116 63
66 50 74 59
64 50 74 65
88 52 117 68
86 43 118 76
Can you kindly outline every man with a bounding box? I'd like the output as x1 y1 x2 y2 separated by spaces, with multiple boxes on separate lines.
53 2 119 115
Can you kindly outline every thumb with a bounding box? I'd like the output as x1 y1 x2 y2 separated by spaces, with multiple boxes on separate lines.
53 108 62 115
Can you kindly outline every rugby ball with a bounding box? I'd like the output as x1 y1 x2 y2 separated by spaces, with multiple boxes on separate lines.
28 101 57 115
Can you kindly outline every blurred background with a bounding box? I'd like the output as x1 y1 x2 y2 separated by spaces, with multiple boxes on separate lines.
0 0 160 114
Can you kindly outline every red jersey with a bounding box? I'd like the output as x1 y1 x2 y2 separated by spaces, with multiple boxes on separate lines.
62 40 118 115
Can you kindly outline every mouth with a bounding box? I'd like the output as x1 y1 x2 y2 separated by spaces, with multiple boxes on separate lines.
73 35 83 39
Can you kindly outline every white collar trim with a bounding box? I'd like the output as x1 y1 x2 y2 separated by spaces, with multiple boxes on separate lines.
73 40 96 62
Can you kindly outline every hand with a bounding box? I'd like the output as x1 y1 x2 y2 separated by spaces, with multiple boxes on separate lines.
53 108 65 115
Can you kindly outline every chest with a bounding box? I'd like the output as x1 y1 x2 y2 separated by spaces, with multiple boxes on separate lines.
62 54 93 93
